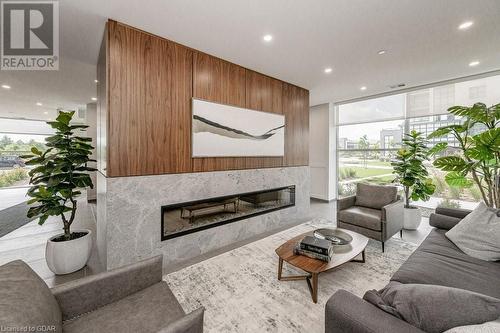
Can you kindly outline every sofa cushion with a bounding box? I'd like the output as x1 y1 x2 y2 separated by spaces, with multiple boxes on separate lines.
446 202 500 261
62 282 185 333
338 206 382 231
355 183 397 210
392 229 500 298
363 282 500 333
443 317 500 333
0 260 62 333
429 213 462 230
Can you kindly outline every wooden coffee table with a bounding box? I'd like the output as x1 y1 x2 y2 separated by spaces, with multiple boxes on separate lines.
275 228 369 303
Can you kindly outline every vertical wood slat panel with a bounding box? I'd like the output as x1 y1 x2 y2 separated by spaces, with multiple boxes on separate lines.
244 69 283 169
107 21 192 177
283 83 310 166
192 52 247 172
104 20 309 177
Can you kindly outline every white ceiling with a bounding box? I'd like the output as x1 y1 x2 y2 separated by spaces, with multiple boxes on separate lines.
1 0 499 120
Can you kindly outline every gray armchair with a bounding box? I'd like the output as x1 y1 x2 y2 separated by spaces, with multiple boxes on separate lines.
0 255 204 333
337 183 404 252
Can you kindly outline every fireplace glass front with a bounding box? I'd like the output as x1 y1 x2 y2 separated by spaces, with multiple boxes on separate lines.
161 185 295 240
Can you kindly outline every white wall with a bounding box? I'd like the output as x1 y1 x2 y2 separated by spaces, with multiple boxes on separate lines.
309 103 336 201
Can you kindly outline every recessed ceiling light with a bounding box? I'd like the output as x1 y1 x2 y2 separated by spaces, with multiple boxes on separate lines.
263 34 273 42
377 50 386 55
94 79 99 83
324 67 332 74
43 111 48 115
1 84 11 89
469 61 480 67
458 21 473 30
91 97 97 101
360 86 367 91
36 102 43 106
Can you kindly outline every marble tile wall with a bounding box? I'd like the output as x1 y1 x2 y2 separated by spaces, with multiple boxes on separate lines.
97 167 311 269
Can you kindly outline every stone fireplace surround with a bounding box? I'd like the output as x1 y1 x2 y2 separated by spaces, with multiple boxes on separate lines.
97 166 310 270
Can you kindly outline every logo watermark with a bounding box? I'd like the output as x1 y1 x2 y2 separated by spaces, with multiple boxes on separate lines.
1 0 59 70
1 325 57 332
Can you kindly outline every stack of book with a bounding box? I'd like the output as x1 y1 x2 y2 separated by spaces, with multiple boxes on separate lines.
294 235 333 262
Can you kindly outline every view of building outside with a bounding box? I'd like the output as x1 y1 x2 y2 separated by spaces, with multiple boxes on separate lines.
337 74 500 209
337 120 402 198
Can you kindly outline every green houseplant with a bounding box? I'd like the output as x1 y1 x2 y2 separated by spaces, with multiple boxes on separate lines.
391 130 436 229
428 102 499 208
22 111 96 274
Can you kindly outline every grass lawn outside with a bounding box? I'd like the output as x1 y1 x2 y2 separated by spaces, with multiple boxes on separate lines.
340 166 392 178
365 160 392 167
339 159 392 168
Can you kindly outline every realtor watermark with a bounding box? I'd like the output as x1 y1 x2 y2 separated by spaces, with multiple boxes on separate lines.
0 325 57 332
1 0 59 70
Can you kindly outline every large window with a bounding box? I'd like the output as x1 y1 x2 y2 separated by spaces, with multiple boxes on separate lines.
0 133 48 188
0 118 52 211
337 120 402 197
336 74 500 209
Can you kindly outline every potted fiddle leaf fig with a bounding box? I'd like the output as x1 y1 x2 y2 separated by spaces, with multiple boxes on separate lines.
428 102 499 209
391 130 436 230
23 111 96 275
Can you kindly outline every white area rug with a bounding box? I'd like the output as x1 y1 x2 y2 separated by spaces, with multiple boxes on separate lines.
164 219 417 333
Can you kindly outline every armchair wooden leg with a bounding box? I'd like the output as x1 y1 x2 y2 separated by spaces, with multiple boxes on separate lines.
382 242 385 253
400 229 403 238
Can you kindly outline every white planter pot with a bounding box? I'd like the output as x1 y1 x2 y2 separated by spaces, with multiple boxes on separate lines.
46 229 92 275
403 207 422 230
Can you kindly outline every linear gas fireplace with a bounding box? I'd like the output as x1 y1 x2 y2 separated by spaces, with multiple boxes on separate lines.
161 185 295 240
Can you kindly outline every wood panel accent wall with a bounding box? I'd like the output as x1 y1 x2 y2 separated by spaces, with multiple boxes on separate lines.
192 52 247 172
100 20 309 177
107 21 193 176
193 52 246 106
245 70 283 114
283 83 309 166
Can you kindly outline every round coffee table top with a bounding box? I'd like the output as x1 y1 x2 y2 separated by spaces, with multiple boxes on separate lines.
275 228 369 274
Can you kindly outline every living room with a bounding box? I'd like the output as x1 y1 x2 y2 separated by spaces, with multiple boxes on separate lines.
1 1 499 332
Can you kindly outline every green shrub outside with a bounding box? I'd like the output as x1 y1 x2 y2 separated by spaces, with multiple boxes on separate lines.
0 168 29 188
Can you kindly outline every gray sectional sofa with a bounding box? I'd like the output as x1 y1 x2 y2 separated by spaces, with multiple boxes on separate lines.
325 207 500 333
0 255 204 333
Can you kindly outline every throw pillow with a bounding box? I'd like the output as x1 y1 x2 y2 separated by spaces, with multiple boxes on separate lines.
445 202 500 261
355 183 397 210
0 260 62 332
363 282 500 333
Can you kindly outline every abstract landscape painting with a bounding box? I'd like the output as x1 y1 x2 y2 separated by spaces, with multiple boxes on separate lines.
192 99 285 157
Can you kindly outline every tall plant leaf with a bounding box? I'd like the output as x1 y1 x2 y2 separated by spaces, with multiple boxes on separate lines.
429 101 499 208
391 131 434 207
433 156 469 172
445 172 473 188
473 128 500 150
428 142 448 156
24 110 94 240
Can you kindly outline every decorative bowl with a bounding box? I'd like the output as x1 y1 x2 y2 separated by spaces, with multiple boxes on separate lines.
313 228 353 245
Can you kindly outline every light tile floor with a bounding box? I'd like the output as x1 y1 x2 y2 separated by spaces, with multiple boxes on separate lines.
0 187 29 211
0 196 103 287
